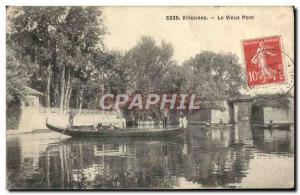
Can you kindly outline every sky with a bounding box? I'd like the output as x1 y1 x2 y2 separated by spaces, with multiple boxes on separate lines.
101 6 294 65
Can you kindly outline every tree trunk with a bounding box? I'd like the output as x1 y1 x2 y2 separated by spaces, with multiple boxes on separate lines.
63 68 71 113
78 83 84 114
66 85 72 111
76 93 79 109
54 79 60 107
46 63 52 109
59 64 65 113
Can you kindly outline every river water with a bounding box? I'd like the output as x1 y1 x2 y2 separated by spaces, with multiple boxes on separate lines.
7 123 294 189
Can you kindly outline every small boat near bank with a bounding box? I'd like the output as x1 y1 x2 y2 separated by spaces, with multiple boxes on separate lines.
252 123 292 130
188 121 235 128
46 121 183 138
205 123 234 128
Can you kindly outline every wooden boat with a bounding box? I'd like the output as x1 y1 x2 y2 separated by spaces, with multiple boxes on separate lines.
62 134 184 144
46 121 183 138
202 123 234 129
207 123 234 127
189 122 235 128
253 123 292 130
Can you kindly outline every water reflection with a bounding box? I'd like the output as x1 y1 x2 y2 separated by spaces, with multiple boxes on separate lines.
7 123 294 189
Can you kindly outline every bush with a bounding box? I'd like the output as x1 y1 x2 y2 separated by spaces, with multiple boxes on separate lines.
6 99 22 130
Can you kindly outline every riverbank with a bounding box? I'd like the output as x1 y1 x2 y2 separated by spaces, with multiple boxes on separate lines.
10 107 126 133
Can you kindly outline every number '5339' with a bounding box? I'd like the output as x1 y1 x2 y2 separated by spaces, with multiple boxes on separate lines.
166 16 180 20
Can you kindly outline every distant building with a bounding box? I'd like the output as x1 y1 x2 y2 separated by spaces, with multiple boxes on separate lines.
251 96 294 124
189 97 254 124
189 100 231 124
22 86 43 109
7 86 43 130
187 95 294 125
14 86 44 131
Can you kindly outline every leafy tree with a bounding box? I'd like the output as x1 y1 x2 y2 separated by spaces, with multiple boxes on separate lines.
183 51 245 100
123 36 175 93
161 65 193 93
8 7 107 112
101 51 130 95
121 36 176 122
6 40 36 129
6 43 32 104
9 7 68 108
79 50 130 110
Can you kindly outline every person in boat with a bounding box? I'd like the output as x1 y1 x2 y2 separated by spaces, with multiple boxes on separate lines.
134 112 139 128
109 124 114 131
219 118 223 126
182 116 187 128
95 122 103 131
268 120 273 129
179 111 188 128
162 108 169 129
205 120 211 127
179 111 183 128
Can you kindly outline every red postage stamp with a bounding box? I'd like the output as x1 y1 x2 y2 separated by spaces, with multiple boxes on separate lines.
242 36 285 87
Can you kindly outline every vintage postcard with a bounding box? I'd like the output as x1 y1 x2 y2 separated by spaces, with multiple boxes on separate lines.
6 6 295 190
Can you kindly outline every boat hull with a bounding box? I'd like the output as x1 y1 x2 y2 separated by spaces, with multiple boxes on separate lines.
252 123 292 130
46 122 183 138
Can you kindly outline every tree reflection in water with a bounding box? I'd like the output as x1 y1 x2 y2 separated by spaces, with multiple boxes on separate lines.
7 123 294 189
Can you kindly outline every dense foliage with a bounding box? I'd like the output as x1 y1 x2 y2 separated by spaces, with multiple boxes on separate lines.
7 7 246 113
